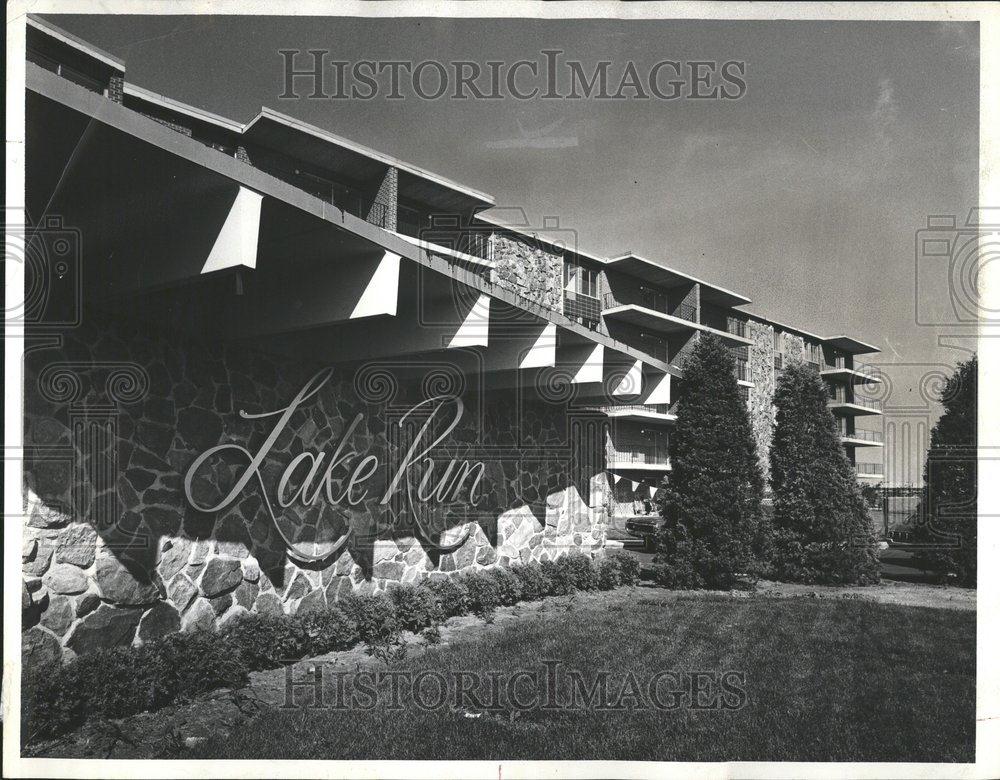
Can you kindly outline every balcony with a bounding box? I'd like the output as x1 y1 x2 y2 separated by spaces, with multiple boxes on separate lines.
602 293 751 345
564 293 601 329
821 360 882 384
828 394 882 416
600 404 677 424
606 441 672 471
855 462 885 479
841 428 884 447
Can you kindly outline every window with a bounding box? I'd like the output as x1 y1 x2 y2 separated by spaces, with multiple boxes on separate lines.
564 261 598 299
563 260 600 327
806 342 822 368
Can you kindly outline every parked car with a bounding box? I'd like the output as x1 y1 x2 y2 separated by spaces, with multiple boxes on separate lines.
625 515 663 551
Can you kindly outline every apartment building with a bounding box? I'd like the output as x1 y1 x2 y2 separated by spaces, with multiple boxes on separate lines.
20 17 883 656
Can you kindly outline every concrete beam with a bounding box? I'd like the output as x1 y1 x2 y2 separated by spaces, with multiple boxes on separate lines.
351 251 401 319
201 186 263 274
612 359 644 397
447 294 491 348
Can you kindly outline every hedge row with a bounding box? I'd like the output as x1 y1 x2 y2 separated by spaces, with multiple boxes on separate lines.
23 553 639 743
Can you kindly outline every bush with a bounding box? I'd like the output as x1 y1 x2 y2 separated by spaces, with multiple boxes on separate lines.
422 577 469 618
540 558 576 596
339 593 402 648
615 554 641 586
388 584 439 632
560 553 599 591
597 557 622 590
146 630 250 703
770 529 880 586
24 632 248 742
458 570 501 619
510 564 552 601
485 567 523 606
655 522 710 589
297 607 359 655
655 335 766 589
911 357 977 585
24 646 155 741
769 362 880 585
221 613 307 670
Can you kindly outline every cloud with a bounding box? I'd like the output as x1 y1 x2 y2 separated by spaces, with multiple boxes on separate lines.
870 77 899 138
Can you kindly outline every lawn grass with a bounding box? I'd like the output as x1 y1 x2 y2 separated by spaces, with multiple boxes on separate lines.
190 592 975 762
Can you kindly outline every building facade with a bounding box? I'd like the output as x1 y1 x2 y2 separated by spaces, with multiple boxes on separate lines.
20 18 883 665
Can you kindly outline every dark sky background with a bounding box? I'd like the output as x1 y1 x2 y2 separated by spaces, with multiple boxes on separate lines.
43 14 980 484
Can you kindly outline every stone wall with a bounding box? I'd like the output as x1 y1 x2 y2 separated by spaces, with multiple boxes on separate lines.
489 234 564 312
747 319 776 484
21 317 607 665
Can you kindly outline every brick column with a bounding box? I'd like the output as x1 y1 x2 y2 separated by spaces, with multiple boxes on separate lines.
366 167 398 230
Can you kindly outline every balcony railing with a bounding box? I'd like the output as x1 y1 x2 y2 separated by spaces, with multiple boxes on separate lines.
564 293 601 328
607 442 671 466
602 292 697 323
855 463 885 476
830 394 882 411
735 361 749 382
842 429 883 443
823 358 878 380
674 302 698 323
603 403 673 416
725 318 747 339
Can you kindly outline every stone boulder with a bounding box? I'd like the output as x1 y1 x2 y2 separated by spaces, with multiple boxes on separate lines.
166 573 197 612
40 594 75 636
22 627 62 670
43 563 88 595
65 605 142 654
253 592 283 616
138 602 181 642
181 597 216 633
157 537 193 581
55 524 98 568
95 553 161 605
200 557 243 597
75 592 101 618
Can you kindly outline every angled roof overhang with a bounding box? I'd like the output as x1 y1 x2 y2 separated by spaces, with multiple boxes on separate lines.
605 253 752 308
123 83 245 134
26 62 676 381
243 107 495 213
822 336 880 355
28 15 125 72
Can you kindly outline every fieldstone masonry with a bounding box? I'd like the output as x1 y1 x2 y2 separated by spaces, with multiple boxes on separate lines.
747 322 807 486
747 320 776 483
22 318 608 664
489 234 564 312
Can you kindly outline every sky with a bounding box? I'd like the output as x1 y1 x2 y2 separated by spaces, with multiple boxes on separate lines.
43 14 980 485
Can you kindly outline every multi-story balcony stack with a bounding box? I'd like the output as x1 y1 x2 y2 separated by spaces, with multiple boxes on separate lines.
819 338 885 480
